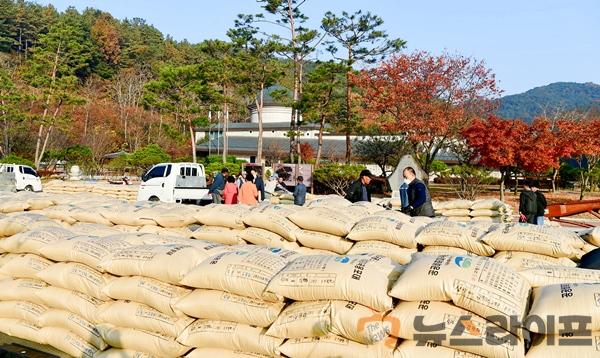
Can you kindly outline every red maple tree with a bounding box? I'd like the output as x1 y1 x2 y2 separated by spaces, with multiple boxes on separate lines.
351 51 501 176
462 115 528 201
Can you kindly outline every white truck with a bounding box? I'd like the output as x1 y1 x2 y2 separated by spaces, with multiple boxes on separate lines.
137 162 209 203
0 164 43 192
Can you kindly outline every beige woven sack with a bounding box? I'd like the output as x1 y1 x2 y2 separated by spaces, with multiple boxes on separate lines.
524 332 600 358
471 198 503 210
395 340 485 358
34 286 104 323
94 348 160 358
195 204 250 229
0 300 47 324
102 276 191 317
97 301 193 338
38 235 136 270
582 227 600 246
97 323 190 357
279 334 395 358
176 319 283 356
519 267 600 287
173 289 285 327
493 251 576 271
239 227 299 249
441 209 471 217
0 253 53 279
36 262 114 300
191 226 245 245
186 348 270 357
42 326 99 358
0 226 75 254
389 254 530 333
481 223 585 258
420 246 471 255
98 244 214 284
266 300 388 345
266 254 399 312
296 230 353 254
0 213 59 237
0 278 47 303
181 246 301 302
0 318 45 344
469 209 500 217
347 241 416 265
39 309 106 350
416 221 494 256
287 207 357 236
347 216 420 248
527 283 600 334
242 205 302 241
385 300 525 358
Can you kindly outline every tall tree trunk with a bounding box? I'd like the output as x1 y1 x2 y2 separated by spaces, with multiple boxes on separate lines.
188 118 196 163
344 50 354 162
1 101 8 156
551 167 559 192
35 43 60 168
315 114 325 167
287 0 298 164
256 83 264 164
222 99 229 163
499 169 506 202
580 171 587 200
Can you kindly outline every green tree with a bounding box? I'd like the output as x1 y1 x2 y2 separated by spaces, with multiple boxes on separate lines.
144 65 213 163
0 63 27 156
354 135 409 177
313 162 365 196
228 16 285 164
130 144 170 171
300 61 346 166
25 7 93 168
321 10 405 161
0 153 35 167
253 0 322 163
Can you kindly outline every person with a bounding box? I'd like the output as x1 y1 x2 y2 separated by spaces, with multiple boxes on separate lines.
252 169 265 202
293 176 307 206
239 172 258 205
236 172 245 188
401 167 434 217
275 176 290 194
223 175 238 204
399 181 409 210
531 180 547 225
345 169 372 203
519 180 538 224
209 167 229 204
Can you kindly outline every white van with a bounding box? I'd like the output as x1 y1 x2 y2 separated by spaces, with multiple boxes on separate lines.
137 162 209 203
0 164 43 192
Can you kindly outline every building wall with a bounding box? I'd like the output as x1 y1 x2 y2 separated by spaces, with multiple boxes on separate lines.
250 106 301 124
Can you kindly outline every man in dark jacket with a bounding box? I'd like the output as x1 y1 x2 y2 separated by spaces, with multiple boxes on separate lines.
401 167 435 217
209 167 229 204
251 169 265 202
519 180 538 224
531 180 547 225
345 169 372 203
293 176 307 206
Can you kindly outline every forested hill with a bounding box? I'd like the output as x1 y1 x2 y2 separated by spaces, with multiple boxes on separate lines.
497 82 600 121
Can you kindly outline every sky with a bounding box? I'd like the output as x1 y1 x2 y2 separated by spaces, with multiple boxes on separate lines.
34 0 600 95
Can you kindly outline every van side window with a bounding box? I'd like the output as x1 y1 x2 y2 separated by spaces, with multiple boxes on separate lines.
180 167 185 176
191 167 198 176
165 164 172 177
22 167 38 177
145 165 166 180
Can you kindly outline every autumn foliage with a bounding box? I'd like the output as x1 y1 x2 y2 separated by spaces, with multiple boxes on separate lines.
351 51 501 174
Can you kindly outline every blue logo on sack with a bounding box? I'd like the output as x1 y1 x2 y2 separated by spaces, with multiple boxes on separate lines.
270 248 282 253
454 256 472 268
335 256 350 264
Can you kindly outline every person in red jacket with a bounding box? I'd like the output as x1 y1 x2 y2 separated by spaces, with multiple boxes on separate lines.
223 175 238 204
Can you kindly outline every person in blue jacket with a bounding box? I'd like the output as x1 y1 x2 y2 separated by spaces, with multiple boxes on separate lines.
209 167 229 204
400 167 434 217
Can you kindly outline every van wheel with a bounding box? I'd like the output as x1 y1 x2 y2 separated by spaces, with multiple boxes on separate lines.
149 196 160 202
24 185 34 192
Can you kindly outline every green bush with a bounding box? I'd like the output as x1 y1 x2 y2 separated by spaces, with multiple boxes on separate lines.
0 154 35 168
313 163 365 196
202 155 245 177
130 144 171 171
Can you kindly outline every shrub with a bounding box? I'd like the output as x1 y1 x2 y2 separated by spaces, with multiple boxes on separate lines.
0 154 35 168
313 163 365 196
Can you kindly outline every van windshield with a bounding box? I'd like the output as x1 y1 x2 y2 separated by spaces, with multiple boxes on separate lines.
143 165 166 182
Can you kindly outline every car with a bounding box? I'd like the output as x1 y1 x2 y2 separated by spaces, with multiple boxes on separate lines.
137 162 209 203
0 164 43 192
